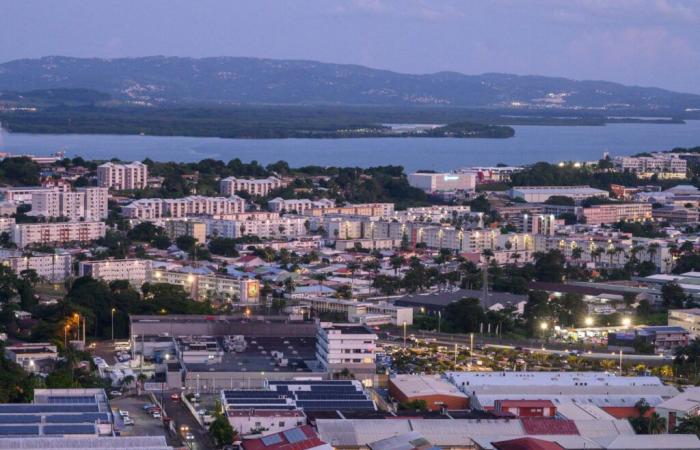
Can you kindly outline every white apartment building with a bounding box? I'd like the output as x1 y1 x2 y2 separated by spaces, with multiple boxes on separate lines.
78 259 153 286
0 249 72 281
152 269 261 303
206 215 307 239
219 176 286 197
315 323 377 384
122 195 246 220
407 172 477 193
29 187 108 221
582 203 653 225
0 186 64 205
614 155 687 179
507 186 609 203
97 161 148 190
305 203 395 218
393 205 473 223
0 217 15 235
11 221 106 248
77 187 109 220
268 197 335 214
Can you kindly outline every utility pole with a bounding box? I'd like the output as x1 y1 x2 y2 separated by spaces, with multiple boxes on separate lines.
619 349 623 376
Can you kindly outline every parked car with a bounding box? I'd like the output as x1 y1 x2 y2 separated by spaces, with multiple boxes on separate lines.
152 411 162 419
142 403 156 411
123 417 134 426
118 410 129 418
109 390 122 397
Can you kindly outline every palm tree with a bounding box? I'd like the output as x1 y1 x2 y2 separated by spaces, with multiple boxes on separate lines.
647 412 666 434
676 415 700 437
571 247 583 264
136 373 148 395
347 261 360 289
390 255 406 276
122 374 135 393
600 359 617 372
312 273 328 295
659 364 674 379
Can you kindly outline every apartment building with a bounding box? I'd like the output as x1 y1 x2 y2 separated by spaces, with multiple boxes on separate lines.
206 215 307 239
152 269 260 303
11 221 106 248
315 323 377 385
407 172 477 193
653 206 700 224
164 219 207 244
305 203 395 218
0 217 15 234
78 259 153 286
122 195 246 219
614 154 687 179
299 297 413 326
268 197 335 214
29 187 108 221
0 186 64 204
219 176 286 197
393 205 474 223
582 203 652 225
0 249 72 281
96 161 148 190
507 186 609 203
77 187 109 220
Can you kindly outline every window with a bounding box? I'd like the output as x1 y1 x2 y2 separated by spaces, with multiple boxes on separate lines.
279 421 285 427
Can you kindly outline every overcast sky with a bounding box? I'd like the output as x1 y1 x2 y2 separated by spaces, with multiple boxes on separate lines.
2 0 700 93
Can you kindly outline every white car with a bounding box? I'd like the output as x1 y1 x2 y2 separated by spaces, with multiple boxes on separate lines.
118 409 129 418
152 411 162 419
109 390 122 397
123 417 134 426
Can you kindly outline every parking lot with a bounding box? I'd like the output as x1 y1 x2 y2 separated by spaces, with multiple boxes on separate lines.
111 395 176 444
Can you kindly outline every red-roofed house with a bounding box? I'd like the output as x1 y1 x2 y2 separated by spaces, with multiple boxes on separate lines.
520 418 579 435
242 426 331 450
494 400 556 418
492 437 565 450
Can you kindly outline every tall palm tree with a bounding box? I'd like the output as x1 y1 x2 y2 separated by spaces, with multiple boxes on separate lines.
390 255 406 276
676 415 700 437
312 273 328 295
347 261 360 289
646 412 666 434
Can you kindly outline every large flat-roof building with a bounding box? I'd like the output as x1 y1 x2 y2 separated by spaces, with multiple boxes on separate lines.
316 323 377 385
408 172 477 193
220 176 286 197
389 375 470 411
11 221 106 248
507 186 609 203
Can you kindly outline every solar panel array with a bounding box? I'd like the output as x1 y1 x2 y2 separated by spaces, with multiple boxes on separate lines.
295 400 375 411
282 427 307 443
0 404 99 414
43 424 96 435
44 413 110 423
46 396 96 404
261 434 283 446
269 380 354 386
0 425 40 436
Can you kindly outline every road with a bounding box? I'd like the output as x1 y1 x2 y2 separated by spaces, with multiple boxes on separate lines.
381 330 674 366
163 393 215 450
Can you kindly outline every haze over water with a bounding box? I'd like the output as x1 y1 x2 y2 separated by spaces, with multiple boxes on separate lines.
1 121 699 171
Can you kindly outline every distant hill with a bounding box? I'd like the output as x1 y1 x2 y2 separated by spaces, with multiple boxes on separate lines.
0 56 698 111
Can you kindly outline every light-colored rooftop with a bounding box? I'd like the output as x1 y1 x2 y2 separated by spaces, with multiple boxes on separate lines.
390 375 468 399
446 371 665 388
656 387 700 413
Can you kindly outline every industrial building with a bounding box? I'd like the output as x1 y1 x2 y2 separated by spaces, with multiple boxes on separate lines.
388 374 470 411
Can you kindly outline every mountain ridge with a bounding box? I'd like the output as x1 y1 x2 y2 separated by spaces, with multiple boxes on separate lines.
0 55 699 111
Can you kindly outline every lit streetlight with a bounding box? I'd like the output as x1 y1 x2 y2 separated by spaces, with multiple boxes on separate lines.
585 316 594 327
622 317 632 328
111 308 116 343
540 322 548 340
403 321 407 349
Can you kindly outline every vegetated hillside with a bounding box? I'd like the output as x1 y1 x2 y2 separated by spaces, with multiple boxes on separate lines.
0 56 698 111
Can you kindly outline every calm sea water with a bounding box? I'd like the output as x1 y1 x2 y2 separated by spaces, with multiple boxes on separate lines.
1 121 699 171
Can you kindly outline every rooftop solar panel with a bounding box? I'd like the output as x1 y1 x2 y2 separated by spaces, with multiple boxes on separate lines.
224 391 287 398
294 393 367 400
296 400 374 411
261 434 283 446
0 415 42 424
46 396 96 404
283 428 307 444
43 424 96 435
0 404 98 414
0 425 40 436
228 405 296 410
44 413 110 424
225 399 289 405
269 381 353 386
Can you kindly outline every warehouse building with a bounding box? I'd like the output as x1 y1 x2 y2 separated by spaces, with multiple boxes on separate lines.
388 374 470 411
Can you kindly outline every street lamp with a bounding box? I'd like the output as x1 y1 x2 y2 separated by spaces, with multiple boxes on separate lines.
403 321 407 348
540 322 548 340
111 308 116 343
64 324 70 348
585 316 594 327
622 317 632 328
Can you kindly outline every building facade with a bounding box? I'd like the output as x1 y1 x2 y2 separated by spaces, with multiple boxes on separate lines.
315 323 377 385
11 221 106 248
219 176 286 197
97 161 148 190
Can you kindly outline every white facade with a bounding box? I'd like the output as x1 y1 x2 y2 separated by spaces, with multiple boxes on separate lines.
122 195 246 219
78 187 109 221
206 215 307 239
614 155 687 178
0 249 72 281
268 197 335 214
408 172 477 193
0 186 60 204
11 221 106 248
97 161 148 190
316 323 377 383
507 186 609 203
219 176 285 197
78 259 153 286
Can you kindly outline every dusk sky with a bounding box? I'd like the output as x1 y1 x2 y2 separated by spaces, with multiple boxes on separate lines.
2 0 700 93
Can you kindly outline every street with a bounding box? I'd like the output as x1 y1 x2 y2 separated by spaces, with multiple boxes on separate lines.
163 393 216 450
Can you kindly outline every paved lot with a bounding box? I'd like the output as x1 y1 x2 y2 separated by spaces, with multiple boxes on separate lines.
111 395 178 446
